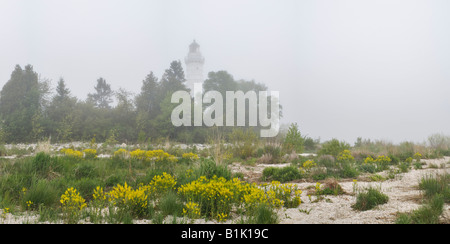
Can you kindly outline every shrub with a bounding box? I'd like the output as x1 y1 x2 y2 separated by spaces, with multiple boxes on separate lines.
159 191 183 216
178 176 236 220
318 139 350 157
182 201 201 219
419 174 450 202
60 187 87 223
113 148 129 159
244 203 279 224
262 166 302 183
107 182 150 218
321 178 345 195
257 144 283 164
181 152 199 161
60 148 83 160
283 123 304 153
196 159 232 180
337 150 354 162
31 152 52 177
228 129 259 159
83 149 97 159
396 194 444 224
23 180 60 209
74 163 98 179
352 187 389 211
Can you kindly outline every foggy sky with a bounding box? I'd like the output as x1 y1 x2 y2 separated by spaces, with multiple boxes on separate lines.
0 0 449 144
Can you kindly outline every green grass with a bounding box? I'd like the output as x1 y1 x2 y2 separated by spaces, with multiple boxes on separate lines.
262 166 303 182
396 173 449 224
352 187 389 211
240 203 279 224
396 194 444 224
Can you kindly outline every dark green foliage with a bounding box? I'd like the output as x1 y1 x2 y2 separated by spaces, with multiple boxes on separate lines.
283 123 304 153
244 203 279 224
262 166 302 183
318 139 350 157
396 194 444 224
0 65 44 142
196 159 232 180
352 187 389 211
87 77 113 109
0 63 279 144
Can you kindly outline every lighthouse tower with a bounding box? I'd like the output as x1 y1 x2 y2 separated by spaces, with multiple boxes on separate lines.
185 40 205 95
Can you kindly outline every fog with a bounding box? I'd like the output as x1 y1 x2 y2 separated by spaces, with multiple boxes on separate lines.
0 0 449 144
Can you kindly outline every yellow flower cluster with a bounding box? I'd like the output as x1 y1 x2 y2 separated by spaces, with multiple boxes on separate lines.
301 160 317 171
114 148 179 162
60 148 83 159
337 150 355 161
93 186 106 202
414 152 422 160
217 212 228 222
129 149 146 160
178 176 302 220
107 182 149 217
376 155 392 164
364 155 392 165
113 148 129 158
83 149 97 159
60 187 87 211
183 201 201 219
148 172 177 196
265 181 302 208
92 172 177 218
182 152 200 161
178 176 243 219
145 149 178 162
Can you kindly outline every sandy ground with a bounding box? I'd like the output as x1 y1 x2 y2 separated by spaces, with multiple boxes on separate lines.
1 157 449 224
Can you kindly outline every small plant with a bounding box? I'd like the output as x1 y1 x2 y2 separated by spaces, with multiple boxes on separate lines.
396 194 444 224
261 166 302 183
398 161 411 173
321 178 345 195
337 150 354 162
182 152 199 161
419 174 450 202
113 148 129 159
301 160 317 172
182 201 201 220
352 179 358 194
83 149 97 159
283 123 304 153
60 148 83 159
60 187 87 223
413 152 422 161
244 203 279 224
352 186 389 211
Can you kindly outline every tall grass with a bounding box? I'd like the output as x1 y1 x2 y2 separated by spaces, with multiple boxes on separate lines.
419 174 450 202
396 173 449 224
352 186 389 211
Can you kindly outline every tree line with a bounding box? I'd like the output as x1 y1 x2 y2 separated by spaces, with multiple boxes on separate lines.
0 61 280 144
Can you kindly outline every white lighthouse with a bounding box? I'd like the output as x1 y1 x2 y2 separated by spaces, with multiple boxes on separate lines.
185 40 205 95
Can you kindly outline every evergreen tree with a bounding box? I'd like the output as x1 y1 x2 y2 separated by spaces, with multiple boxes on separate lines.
160 60 187 95
283 123 304 153
0 65 43 142
87 77 113 109
47 78 77 141
135 71 160 141
113 88 136 142
54 77 70 102
203 71 237 94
